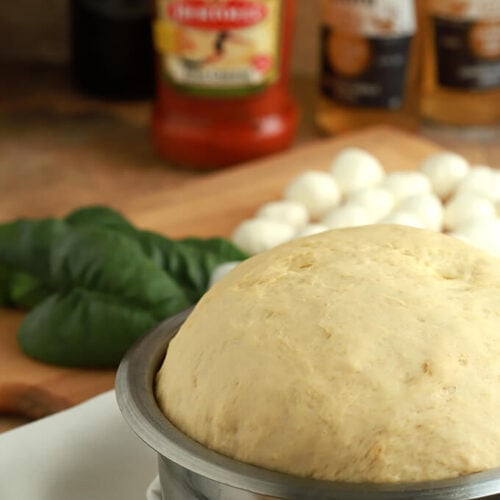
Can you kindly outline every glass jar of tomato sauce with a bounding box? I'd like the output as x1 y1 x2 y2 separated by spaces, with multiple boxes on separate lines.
151 0 298 169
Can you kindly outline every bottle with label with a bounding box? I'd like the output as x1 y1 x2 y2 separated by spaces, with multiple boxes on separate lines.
70 0 154 99
151 0 298 169
316 0 420 135
420 0 500 125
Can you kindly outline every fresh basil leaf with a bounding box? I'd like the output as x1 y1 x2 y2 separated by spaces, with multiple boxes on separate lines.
49 225 190 320
0 265 11 307
131 232 248 301
66 205 134 232
8 272 50 309
1 205 247 368
18 289 159 368
0 218 66 281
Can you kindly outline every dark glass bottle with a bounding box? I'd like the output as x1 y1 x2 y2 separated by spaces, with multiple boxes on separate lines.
70 0 154 100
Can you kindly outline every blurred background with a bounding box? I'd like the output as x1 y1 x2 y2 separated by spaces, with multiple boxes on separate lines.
0 0 318 77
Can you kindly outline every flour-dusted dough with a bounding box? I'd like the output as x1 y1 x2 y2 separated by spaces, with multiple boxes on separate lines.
156 225 500 483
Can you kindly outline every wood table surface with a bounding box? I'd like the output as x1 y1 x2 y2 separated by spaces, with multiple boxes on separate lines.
0 64 499 433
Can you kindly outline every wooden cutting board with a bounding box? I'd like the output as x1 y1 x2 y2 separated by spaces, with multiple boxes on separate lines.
0 126 445 425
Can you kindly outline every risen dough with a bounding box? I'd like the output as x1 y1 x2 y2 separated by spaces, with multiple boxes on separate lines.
156 225 500 483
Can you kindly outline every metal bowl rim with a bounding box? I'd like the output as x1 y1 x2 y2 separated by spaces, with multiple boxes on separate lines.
115 308 500 499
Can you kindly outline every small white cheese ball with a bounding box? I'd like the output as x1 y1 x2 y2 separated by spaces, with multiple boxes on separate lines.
347 187 395 222
443 192 496 231
379 211 426 229
284 170 341 220
455 166 499 201
419 152 469 199
231 218 295 255
451 217 500 257
329 147 385 196
209 261 241 287
321 203 371 229
380 172 432 203
294 223 329 239
256 200 309 229
397 193 443 232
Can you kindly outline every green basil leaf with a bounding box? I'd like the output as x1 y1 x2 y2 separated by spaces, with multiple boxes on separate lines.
49 225 190 320
0 265 11 307
18 289 159 368
66 205 134 232
1 205 246 368
132 232 248 302
8 272 50 309
0 218 67 281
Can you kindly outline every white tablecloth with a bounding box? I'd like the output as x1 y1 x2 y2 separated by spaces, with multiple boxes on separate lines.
0 390 161 500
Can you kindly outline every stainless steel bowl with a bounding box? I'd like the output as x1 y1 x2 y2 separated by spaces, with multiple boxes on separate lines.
116 308 500 500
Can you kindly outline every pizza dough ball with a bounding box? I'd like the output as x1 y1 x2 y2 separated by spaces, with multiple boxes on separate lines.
157 225 500 483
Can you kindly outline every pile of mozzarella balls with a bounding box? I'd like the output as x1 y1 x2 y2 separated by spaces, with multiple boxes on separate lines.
231 147 500 257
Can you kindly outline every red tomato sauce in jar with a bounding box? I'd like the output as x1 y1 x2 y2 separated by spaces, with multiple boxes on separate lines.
151 0 298 169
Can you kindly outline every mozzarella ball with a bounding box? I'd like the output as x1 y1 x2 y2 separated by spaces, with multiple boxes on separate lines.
330 147 385 196
419 152 469 199
347 187 395 222
284 170 341 219
397 193 443 232
294 223 329 239
209 261 241 287
231 218 295 255
451 217 500 257
256 200 309 229
321 203 371 229
380 172 432 203
455 166 499 201
443 192 496 231
379 211 426 229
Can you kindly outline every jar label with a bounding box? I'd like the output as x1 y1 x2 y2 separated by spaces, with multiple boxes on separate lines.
320 0 417 109
430 1 500 91
154 0 282 96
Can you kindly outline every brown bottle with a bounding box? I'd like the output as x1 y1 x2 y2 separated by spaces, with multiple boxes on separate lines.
420 0 500 126
316 0 421 135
